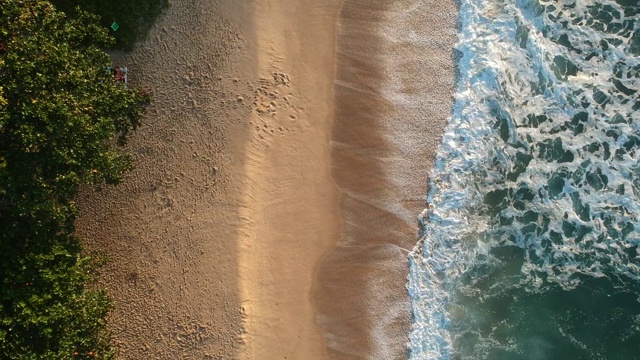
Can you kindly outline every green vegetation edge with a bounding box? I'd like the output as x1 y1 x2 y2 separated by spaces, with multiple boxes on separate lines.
0 0 163 358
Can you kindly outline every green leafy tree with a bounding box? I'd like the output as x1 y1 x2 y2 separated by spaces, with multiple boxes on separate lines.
50 0 169 51
0 0 150 358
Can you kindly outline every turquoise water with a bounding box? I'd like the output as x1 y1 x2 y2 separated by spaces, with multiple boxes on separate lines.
408 0 640 358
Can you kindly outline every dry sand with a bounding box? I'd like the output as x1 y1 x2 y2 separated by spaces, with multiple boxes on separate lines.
76 0 456 359
77 1 249 358
232 1 343 359
77 0 342 358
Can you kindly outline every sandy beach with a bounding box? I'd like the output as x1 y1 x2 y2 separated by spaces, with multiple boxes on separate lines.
76 0 456 359
77 0 342 358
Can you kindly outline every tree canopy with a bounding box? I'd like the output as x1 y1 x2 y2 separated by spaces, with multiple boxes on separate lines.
49 0 169 51
0 1 149 358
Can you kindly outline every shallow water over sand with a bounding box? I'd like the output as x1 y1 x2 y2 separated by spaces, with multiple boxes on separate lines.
314 0 457 358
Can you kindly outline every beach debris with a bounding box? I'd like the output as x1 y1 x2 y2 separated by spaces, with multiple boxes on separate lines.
108 66 128 87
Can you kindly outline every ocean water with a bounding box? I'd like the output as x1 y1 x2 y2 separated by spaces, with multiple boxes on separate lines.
407 0 640 358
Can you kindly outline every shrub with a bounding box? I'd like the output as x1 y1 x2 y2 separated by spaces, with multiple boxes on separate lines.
0 1 149 357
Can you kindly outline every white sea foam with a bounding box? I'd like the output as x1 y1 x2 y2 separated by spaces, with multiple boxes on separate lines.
408 0 640 358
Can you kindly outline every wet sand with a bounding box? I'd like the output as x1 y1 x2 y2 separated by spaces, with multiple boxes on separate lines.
315 0 457 358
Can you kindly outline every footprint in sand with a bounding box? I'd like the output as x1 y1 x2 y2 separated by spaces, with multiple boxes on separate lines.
251 72 297 118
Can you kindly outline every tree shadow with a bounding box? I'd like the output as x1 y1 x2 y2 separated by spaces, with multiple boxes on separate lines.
51 0 170 51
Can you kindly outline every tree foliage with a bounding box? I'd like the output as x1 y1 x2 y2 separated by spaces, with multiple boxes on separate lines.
0 0 150 358
50 0 169 51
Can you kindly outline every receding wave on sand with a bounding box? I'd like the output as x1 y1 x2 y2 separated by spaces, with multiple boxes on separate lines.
314 0 457 358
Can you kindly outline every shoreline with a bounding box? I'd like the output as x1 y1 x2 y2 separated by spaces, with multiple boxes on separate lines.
315 0 458 358
76 0 457 358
